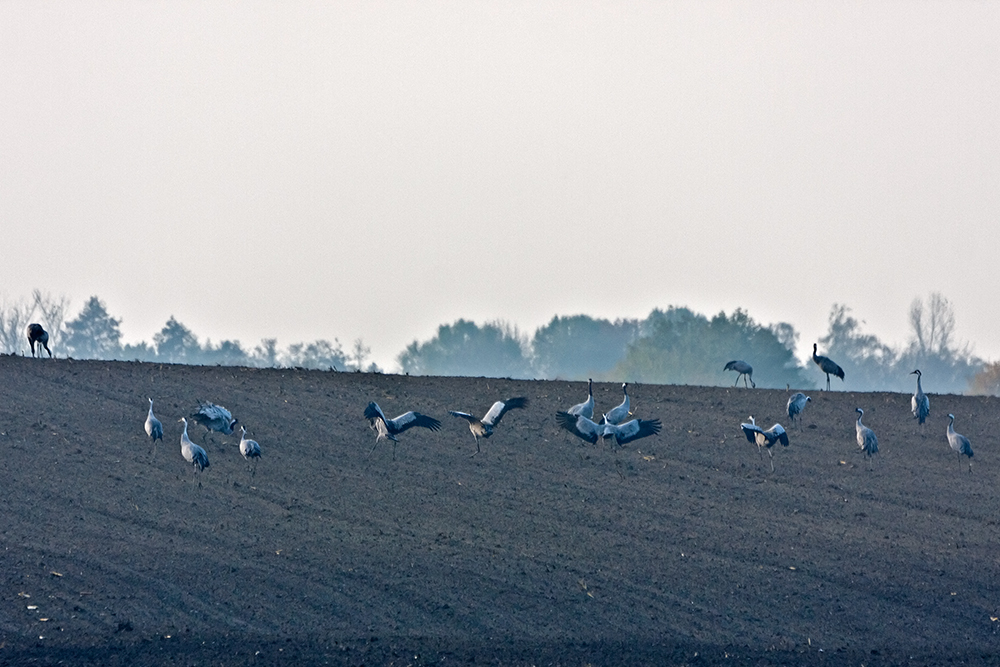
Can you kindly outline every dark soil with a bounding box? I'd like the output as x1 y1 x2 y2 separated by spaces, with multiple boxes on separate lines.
1 355 999 665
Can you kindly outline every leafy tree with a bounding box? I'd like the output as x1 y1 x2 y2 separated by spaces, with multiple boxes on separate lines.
251 338 280 368
529 314 639 380
153 317 201 364
201 339 250 366
614 307 810 388
62 296 123 359
398 319 532 378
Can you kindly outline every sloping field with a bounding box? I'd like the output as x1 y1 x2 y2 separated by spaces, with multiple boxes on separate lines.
0 355 999 666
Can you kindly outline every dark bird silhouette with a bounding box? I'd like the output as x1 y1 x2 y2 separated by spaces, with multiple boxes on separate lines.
567 379 595 419
450 397 528 456
190 401 238 435
813 343 845 390
911 370 930 425
26 323 51 358
145 398 163 442
364 401 442 460
740 416 789 472
602 383 630 425
947 413 973 472
178 417 209 472
855 408 878 463
556 411 661 447
786 392 811 428
724 360 755 388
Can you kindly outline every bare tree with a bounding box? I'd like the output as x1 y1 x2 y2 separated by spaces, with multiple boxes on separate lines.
0 296 37 354
350 338 371 371
908 292 957 357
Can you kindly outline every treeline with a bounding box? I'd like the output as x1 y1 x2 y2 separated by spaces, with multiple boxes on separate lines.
0 291 376 372
1 290 995 394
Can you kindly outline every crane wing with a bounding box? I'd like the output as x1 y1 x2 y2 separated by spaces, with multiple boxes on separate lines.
364 401 388 426
609 418 661 445
483 397 528 426
449 410 477 424
768 424 789 447
741 422 762 444
390 411 442 433
555 411 600 444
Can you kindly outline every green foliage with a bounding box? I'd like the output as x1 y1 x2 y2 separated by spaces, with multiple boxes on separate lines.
63 296 123 360
399 319 531 378
530 315 639 380
614 307 811 388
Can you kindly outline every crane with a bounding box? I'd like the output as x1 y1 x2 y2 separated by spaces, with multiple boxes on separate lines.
450 397 528 456
724 360 755 388
145 398 163 442
813 343 845 390
190 401 238 435
602 383 630 425
364 401 442 460
855 408 878 464
946 414 974 472
786 393 811 428
740 416 789 472
567 379 594 419
911 370 930 425
555 411 661 447
178 417 210 472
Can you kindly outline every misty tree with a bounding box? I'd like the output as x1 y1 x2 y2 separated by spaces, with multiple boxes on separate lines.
613 308 811 388
969 361 1000 396
529 314 639 380
121 340 158 362
153 317 201 364
284 339 348 370
817 304 897 391
350 338 372 371
398 319 532 378
251 338 280 368
201 339 250 366
62 296 123 359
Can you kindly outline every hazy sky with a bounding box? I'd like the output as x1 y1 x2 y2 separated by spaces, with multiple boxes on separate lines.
3 2 999 370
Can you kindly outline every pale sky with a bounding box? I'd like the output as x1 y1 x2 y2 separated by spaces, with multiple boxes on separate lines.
2 1 998 371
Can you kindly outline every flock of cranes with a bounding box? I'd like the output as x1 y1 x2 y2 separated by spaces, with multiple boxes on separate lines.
23 322 980 475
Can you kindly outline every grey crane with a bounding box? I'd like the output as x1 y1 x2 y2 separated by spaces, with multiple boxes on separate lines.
556 411 661 447
740 416 789 472
238 425 261 477
26 323 51 358
190 400 238 435
178 417 210 472
724 360 755 388
602 383 630 425
911 370 930 425
813 343 845 390
364 401 442 460
567 379 595 419
855 408 878 464
450 397 528 456
145 398 163 442
946 414 974 472
786 392 811 428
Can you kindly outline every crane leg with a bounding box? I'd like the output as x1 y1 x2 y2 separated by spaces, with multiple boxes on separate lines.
767 449 774 472
367 439 380 458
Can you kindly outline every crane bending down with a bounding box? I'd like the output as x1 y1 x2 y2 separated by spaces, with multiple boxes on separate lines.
567 379 595 419
786 393 811 428
740 416 789 472
26 323 52 358
813 344 845 390
364 401 442 460
178 417 210 472
602 383 630 425
855 408 878 464
556 411 661 447
190 401 238 435
911 370 930 425
724 360 755 388
450 397 528 456
946 414 974 472
145 398 163 442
